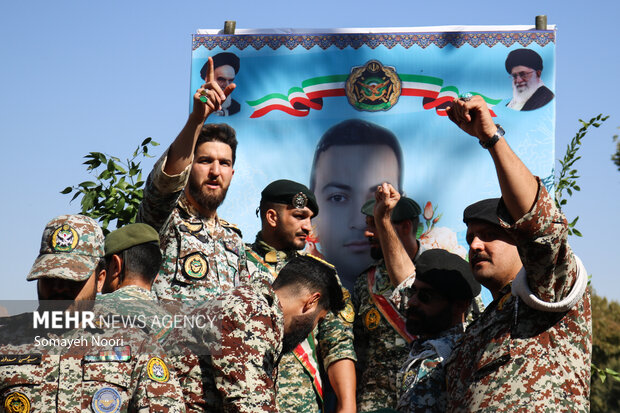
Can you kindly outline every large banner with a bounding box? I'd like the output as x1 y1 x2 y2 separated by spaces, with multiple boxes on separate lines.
190 26 556 298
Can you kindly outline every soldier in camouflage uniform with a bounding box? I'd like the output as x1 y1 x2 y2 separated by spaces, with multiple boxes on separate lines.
137 57 248 302
444 96 591 411
245 180 356 413
353 192 425 411
0 215 186 412
97 223 173 344
169 255 345 413
395 249 480 413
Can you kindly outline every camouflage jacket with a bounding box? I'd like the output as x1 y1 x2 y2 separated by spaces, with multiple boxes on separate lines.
353 259 417 411
138 151 249 302
0 311 186 412
245 234 357 413
96 285 173 344
445 181 592 412
396 324 464 413
169 280 285 413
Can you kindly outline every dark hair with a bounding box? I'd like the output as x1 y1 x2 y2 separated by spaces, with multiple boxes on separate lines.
309 119 403 191
273 255 345 314
105 243 162 284
196 123 238 165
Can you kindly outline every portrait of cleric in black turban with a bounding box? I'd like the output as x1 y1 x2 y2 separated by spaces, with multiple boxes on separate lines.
505 48 554 111
200 52 241 116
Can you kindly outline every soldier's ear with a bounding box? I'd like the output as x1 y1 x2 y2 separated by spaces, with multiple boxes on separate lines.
96 267 106 293
265 208 279 228
302 292 321 314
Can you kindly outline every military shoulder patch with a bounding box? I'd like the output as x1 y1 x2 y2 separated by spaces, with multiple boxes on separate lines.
147 357 170 383
220 219 243 237
183 253 208 280
4 391 30 413
91 387 122 413
339 301 355 324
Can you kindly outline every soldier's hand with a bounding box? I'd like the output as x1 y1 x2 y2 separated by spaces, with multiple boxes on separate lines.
374 182 400 221
192 56 236 121
445 95 497 143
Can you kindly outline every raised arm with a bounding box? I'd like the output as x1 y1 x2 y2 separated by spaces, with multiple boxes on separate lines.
164 56 236 176
374 182 415 286
445 95 538 221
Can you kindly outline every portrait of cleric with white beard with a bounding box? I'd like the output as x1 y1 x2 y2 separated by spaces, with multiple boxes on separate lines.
505 48 554 111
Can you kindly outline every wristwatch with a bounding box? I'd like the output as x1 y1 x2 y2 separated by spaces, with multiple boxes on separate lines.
479 124 504 149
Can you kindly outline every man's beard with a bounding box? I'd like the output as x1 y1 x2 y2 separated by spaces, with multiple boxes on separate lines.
508 76 542 109
188 177 228 212
274 225 307 251
405 305 452 337
282 311 316 354
369 238 383 260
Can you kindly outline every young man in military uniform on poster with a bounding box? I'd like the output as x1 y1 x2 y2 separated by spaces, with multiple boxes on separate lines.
444 95 591 411
245 179 357 413
0 215 186 412
353 189 424 412
138 56 249 302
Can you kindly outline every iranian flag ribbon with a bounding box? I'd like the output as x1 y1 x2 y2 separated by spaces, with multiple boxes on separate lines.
246 73 500 118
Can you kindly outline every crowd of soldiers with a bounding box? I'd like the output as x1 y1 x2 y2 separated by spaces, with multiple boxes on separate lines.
0 57 591 413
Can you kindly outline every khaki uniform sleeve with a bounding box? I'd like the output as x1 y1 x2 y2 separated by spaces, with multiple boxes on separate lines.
137 149 192 232
317 287 357 369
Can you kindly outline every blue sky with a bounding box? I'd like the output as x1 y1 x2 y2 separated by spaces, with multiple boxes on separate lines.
1 0 618 302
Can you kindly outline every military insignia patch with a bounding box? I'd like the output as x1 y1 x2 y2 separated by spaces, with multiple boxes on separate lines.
183 253 208 279
147 357 170 383
345 60 401 112
84 346 131 362
4 391 31 413
91 387 121 413
51 224 79 252
339 302 355 324
292 192 308 209
0 354 41 365
180 220 203 235
364 308 381 330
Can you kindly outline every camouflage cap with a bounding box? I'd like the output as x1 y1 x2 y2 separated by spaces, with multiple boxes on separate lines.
27 215 104 282
260 179 319 217
361 197 421 222
105 223 160 256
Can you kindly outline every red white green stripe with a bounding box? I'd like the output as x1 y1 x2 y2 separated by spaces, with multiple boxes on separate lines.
293 334 323 400
247 74 500 118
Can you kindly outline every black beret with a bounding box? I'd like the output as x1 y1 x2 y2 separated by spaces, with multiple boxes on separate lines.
261 179 319 217
105 223 159 256
505 49 543 73
361 197 421 222
415 249 481 300
200 52 240 80
463 198 501 227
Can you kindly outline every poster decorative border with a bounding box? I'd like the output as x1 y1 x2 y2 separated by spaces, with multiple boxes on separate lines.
192 31 555 51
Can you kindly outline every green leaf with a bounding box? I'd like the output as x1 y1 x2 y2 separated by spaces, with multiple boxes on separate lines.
141 137 152 146
60 186 73 194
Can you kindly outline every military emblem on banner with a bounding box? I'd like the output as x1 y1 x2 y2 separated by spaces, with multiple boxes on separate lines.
346 60 401 112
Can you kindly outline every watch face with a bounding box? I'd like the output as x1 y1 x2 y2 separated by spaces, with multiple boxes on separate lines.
495 124 505 136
